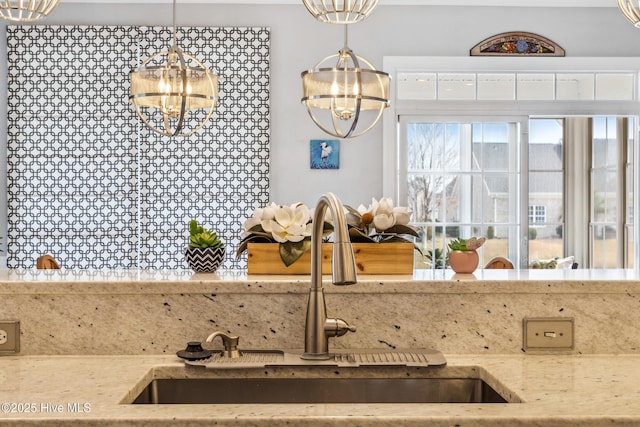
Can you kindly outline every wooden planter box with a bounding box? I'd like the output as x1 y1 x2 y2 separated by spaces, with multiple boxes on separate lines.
247 242 415 275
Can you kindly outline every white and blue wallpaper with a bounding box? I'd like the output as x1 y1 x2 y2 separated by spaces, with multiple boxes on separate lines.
7 25 270 269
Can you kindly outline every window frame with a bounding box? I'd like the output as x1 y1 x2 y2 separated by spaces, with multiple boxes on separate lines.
399 115 527 267
383 56 640 269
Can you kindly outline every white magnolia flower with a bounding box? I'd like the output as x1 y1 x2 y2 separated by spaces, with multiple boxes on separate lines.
368 197 412 232
345 204 366 227
241 202 278 238
392 206 411 226
263 203 312 243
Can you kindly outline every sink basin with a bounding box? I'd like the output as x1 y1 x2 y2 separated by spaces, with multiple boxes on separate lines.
131 375 512 404
126 350 519 405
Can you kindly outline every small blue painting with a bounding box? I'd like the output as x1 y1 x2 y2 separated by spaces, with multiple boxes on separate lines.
310 139 340 170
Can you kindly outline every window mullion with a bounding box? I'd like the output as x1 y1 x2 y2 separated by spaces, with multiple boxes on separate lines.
617 118 628 267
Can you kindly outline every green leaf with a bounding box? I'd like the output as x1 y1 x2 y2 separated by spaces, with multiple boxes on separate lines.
378 234 409 243
235 234 275 259
189 231 223 249
383 224 419 237
344 205 361 218
321 221 334 237
426 247 446 268
246 230 273 240
248 224 266 233
447 238 468 251
189 219 199 236
348 227 376 243
279 240 311 267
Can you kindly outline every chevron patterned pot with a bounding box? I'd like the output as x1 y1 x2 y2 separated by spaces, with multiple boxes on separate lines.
185 246 225 273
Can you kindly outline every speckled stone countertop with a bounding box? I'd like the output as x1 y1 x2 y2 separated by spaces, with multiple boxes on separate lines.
1 353 640 426
3 268 640 356
2 269 640 425
1 267 638 293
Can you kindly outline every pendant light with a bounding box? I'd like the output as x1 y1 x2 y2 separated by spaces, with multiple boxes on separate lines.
301 25 389 139
618 0 640 27
129 0 218 137
302 0 379 24
0 0 60 22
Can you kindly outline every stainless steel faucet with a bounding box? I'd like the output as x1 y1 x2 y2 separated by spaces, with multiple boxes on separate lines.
301 192 357 360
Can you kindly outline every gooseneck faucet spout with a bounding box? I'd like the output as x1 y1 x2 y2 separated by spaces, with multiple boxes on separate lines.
301 192 357 360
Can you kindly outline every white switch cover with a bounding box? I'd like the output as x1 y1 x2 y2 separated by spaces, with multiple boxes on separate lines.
523 317 574 351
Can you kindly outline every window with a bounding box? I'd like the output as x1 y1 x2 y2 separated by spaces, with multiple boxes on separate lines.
384 57 640 269
529 206 547 224
400 115 634 269
401 117 523 268
589 117 634 268
528 118 563 261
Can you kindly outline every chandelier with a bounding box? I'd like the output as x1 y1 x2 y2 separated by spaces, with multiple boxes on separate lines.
0 0 60 22
129 0 218 137
302 0 379 24
618 0 640 27
301 26 390 138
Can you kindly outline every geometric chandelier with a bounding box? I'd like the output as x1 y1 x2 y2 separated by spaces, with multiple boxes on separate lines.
0 0 60 22
301 25 390 139
302 0 379 24
129 0 218 137
617 0 640 27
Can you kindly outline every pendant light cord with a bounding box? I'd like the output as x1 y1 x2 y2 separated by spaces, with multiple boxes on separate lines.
343 24 348 49
172 0 177 49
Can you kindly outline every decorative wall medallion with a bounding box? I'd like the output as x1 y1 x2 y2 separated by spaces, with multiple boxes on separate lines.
470 31 564 56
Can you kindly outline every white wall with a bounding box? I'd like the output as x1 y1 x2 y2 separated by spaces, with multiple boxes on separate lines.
3 4 640 213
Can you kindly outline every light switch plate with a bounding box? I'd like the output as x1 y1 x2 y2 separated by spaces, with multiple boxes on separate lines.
523 317 574 351
0 321 20 355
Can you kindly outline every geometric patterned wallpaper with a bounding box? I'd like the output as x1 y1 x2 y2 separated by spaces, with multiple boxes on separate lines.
6 26 270 270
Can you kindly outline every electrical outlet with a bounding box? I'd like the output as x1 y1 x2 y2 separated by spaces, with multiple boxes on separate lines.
0 321 20 354
523 317 574 351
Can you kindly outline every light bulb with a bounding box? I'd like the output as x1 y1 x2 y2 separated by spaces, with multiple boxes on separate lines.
330 81 340 96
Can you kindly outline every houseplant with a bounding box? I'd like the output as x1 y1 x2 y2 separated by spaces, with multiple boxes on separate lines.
236 197 419 274
185 219 225 273
426 247 447 269
344 197 419 245
235 202 334 272
447 236 486 273
343 197 420 274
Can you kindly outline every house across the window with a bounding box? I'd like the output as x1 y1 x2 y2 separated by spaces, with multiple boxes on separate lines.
528 205 547 224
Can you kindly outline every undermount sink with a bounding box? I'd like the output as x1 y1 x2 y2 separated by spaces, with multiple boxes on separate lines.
128 357 519 405
132 376 509 404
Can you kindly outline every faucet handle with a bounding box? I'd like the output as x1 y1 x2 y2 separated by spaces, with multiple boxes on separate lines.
206 331 241 358
325 318 356 338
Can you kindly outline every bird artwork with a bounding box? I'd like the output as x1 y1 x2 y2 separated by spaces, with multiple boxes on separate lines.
310 139 339 169
319 141 332 165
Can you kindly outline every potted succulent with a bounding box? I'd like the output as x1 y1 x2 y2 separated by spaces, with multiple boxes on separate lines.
426 247 447 269
447 236 486 274
184 219 225 273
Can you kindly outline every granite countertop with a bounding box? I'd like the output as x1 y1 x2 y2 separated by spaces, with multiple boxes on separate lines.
1 353 640 426
1 267 639 294
2 269 639 425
